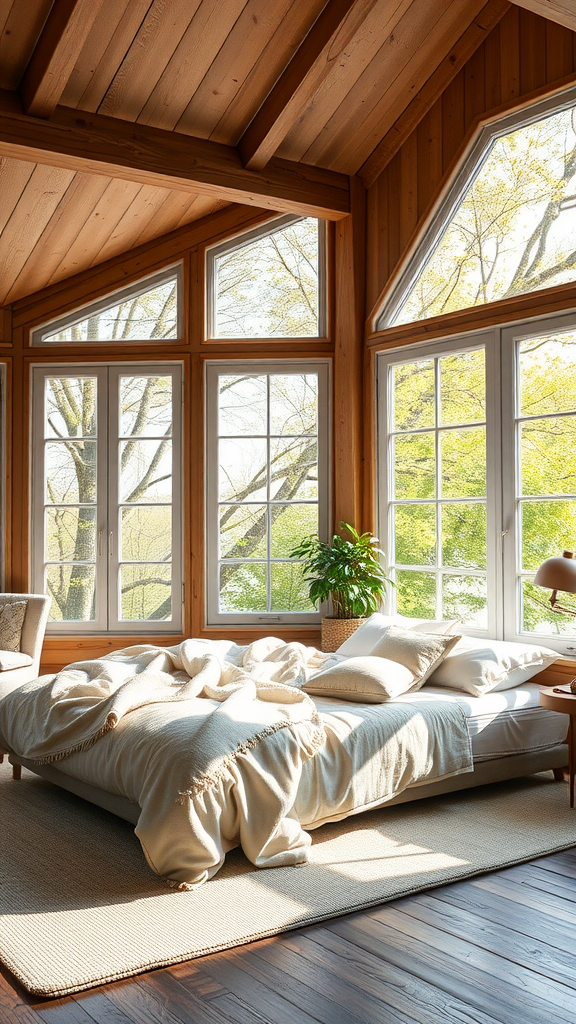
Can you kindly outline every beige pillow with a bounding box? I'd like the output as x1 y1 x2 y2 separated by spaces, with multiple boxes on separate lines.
0 650 33 671
369 625 461 693
0 600 27 653
304 656 415 702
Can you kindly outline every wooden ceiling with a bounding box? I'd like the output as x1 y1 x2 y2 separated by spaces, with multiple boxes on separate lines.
0 0 574 305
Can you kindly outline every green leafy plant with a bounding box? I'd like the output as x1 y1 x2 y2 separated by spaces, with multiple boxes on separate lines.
291 522 391 619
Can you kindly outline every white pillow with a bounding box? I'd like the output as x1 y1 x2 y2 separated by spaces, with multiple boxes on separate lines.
369 626 461 692
427 636 561 696
304 656 415 702
336 611 459 657
0 650 33 672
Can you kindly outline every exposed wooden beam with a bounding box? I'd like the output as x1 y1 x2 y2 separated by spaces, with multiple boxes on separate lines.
0 306 12 343
358 0 511 188
20 0 106 119
511 0 576 33
0 94 350 220
239 0 379 171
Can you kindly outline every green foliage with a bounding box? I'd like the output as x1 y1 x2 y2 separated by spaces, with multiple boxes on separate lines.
290 522 391 619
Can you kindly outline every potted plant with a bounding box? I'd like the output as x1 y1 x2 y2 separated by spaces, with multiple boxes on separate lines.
291 522 391 652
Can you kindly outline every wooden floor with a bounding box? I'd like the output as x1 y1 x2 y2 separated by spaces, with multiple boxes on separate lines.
2 843 576 1024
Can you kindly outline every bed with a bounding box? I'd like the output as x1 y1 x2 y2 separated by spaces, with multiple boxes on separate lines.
0 619 570 889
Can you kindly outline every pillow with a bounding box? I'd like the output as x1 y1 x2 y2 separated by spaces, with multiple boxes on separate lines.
0 650 33 672
369 626 461 692
0 600 27 653
303 656 416 702
335 612 459 657
426 636 561 696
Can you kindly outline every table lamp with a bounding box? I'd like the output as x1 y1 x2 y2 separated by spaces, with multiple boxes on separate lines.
534 549 576 615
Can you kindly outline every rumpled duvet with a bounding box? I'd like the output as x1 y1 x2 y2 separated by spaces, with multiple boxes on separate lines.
0 637 473 888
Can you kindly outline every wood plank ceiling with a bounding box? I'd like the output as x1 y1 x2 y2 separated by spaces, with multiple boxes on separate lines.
0 0 563 304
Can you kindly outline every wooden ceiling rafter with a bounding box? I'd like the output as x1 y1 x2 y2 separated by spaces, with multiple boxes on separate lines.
238 0 380 171
358 0 511 187
510 0 576 33
20 0 106 118
0 94 350 220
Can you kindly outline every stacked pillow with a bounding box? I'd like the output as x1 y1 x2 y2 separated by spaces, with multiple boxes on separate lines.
304 624 460 702
304 611 562 703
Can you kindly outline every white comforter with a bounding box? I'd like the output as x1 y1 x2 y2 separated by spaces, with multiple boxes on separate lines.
0 638 473 888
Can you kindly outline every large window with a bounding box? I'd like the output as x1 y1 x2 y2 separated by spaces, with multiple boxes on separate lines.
206 361 329 625
377 85 576 329
32 365 182 633
31 266 182 345
378 314 576 653
206 216 326 339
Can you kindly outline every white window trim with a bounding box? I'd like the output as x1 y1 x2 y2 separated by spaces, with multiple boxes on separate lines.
375 82 576 332
31 362 183 634
30 264 184 345
205 359 331 627
205 216 327 340
377 311 576 654
377 333 501 640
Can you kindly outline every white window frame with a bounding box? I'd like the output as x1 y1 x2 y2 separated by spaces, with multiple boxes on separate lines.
378 311 576 654
206 359 330 626
30 265 183 345
205 215 327 340
31 363 183 634
375 82 576 331
377 333 501 640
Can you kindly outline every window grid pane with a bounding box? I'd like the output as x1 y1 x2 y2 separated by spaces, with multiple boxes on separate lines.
216 371 320 616
387 348 487 626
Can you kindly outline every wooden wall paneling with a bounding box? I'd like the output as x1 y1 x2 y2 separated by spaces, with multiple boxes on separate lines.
545 18 575 81
190 350 204 639
464 41 487 125
13 205 273 332
512 0 576 34
365 178 381 318
0 0 53 91
484 15 502 108
0 156 36 233
386 152 401 275
333 177 365 531
1 356 12 588
520 9 547 94
20 0 106 118
189 248 205 352
399 131 418 255
441 68 466 172
88 183 178 267
416 99 443 218
0 307 11 343
10 339 25 591
500 4 520 102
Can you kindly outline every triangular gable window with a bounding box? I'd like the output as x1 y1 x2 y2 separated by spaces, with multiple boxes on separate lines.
377 86 576 330
32 266 181 344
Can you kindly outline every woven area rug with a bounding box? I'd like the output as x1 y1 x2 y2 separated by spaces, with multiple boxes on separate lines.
2 764 576 998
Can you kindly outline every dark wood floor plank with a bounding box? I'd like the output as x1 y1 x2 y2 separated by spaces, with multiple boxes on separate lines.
33 999 98 1023
284 927 504 1024
330 910 570 1024
504 862 576 902
67 991 138 1024
471 871 576 923
367 903 576 1019
399 891 576 990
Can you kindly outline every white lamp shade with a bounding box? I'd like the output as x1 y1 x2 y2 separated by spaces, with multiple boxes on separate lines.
534 550 576 594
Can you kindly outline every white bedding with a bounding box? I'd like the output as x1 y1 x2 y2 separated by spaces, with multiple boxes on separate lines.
0 638 473 888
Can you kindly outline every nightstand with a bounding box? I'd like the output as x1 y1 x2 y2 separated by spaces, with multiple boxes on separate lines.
539 686 576 808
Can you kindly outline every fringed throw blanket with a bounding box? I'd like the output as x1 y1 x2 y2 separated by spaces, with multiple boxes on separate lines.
0 637 472 889
0 638 328 887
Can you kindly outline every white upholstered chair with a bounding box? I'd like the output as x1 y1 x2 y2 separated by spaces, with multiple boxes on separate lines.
0 593 51 696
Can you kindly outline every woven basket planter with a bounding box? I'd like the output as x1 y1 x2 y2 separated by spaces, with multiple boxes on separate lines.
321 617 366 653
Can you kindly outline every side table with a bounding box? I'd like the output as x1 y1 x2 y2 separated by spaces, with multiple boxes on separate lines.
539 686 576 808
